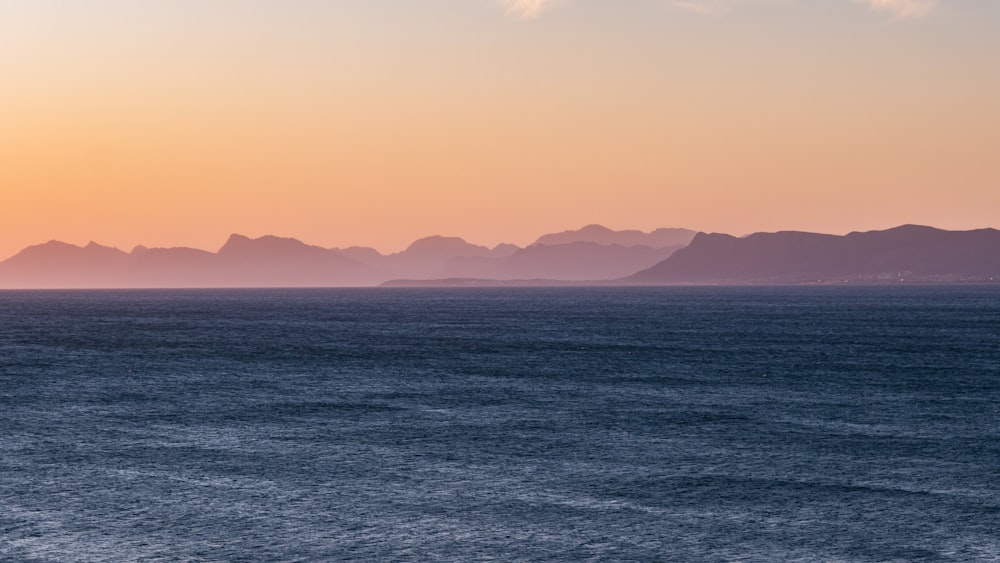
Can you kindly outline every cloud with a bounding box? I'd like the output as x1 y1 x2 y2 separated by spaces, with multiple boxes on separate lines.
861 0 938 18
496 0 564 19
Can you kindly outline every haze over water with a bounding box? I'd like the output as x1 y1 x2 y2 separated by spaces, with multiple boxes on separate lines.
2 287 998 561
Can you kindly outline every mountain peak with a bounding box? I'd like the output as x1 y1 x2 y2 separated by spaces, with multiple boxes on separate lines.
39 240 76 249
219 233 318 254
220 233 252 250
578 224 614 233
533 225 696 249
403 236 488 256
84 241 123 252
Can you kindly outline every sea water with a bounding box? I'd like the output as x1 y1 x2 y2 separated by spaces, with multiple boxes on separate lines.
1 287 998 561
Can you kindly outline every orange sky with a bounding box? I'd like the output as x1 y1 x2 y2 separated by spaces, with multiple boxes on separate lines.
2 0 998 258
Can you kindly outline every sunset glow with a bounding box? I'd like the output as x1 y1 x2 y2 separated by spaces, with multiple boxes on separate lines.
2 0 998 258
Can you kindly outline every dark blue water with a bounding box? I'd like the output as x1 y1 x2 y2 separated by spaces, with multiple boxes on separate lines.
1 287 998 561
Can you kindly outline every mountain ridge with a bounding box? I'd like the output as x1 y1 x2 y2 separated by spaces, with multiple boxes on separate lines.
0 224 694 288
2 224 998 288
628 224 1000 284
532 224 696 248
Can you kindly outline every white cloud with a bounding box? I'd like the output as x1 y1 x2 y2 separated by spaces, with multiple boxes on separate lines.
861 0 938 19
496 0 564 19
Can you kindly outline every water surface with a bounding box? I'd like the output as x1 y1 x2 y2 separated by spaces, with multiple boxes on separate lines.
2 287 998 561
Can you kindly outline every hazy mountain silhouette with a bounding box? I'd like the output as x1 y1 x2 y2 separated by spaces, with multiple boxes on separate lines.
384 236 506 278
442 242 683 281
207 234 380 286
0 234 381 288
330 226 696 281
336 246 385 264
127 246 217 287
0 241 131 288
336 236 518 280
430 225 692 281
629 225 1000 284
3 224 997 288
533 225 696 248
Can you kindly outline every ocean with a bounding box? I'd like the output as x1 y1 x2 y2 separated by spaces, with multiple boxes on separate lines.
1 287 998 561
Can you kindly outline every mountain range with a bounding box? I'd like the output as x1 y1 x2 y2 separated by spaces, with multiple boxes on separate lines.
1 224 998 288
628 225 1000 284
0 225 695 288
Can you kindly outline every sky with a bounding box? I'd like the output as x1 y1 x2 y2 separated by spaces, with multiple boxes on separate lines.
1 0 998 257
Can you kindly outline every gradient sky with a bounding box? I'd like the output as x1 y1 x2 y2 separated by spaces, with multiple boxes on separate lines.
2 0 998 257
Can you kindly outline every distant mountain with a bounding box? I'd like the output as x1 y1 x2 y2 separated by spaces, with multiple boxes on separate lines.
628 225 1000 284
0 234 381 288
533 224 696 249
384 236 501 278
210 234 380 286
442 242 683 281
339 235 519 280
127 246 218 287
4 225 994 288
337 246 385 264
426 225 693 281
0 233 525 288
0 241 130 288
0 226 701 287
